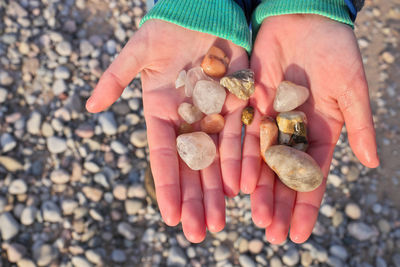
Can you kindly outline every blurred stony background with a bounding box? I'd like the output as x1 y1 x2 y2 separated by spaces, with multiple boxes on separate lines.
0 0 399 266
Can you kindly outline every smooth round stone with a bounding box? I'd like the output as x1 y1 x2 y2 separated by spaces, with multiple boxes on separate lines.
0 212 19 240
130 130 148 148
178 102 203 124
20 206 37 225
273 81 310 112
200 114 225 134
185 67 211 97
111 250 126 263
345 203 362 220
175 70 186 89
71 256 92 267
265 145 323 192
347 222 379 241
193 80 226 115
9 179 28 194
201 46 229 78
41 201 62 223
47 137 67 154
176 132 216 170
260 116 278 163
50 169 70 184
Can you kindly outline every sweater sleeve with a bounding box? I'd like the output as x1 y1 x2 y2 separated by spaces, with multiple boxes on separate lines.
140 0 252 53
252 0 354 34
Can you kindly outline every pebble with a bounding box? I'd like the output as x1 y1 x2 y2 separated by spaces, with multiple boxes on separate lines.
50 169 70 184
393 254 400 267
282 248 300 266
265 145 323 192
260 116 278 163
82 186 103 202
345 202 362 219
320 204 335 218
276 111 308 151
7 243 25 263
273 81 310 112
125 199 143 215
54 66 70 79
0 156 23 172
201 46 229 78
328 174 343 187
347 222 379 241
178 102 204 124
329 245 348 260
75 123 95 138
175 70 186 88
301 251 313 266
130 129 148 148
127 184 146 199
193 80 226 115
200 114 225 134
382 51 395 64
85 250 102 265
327 256 343 267
71 256 93 267
61 199 78 215
110 140 128 154
270 256 283 267
111 249 126 263
41 201 62 223
9 179 28 194
378 219 391 233
0 71 14 86
0 87 7 103
84 161 100 173
0 197 6 212
113 184 127 200
1 133 17 152
33 244 57 267
220 69 255 100
27 112 42 135
98 112 118 135
17 258 36 267
20 206 37 225
239 255 256 267
47 137 67 154
184 67 211 97
56 41 72 56
248 239 263 254
117 222 136 240
214 245 231 261
167 246 187 266
177 132 216 170
52 79 67 95
241 106 255 125
376 257 387 267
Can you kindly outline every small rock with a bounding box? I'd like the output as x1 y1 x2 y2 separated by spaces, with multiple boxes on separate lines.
0 156 23 172
184 67 212 97
7 243 26 263
1 133 17 152
41 122 54 137
382 51 395 64
0 71 14 86
265 145 323 192
117 222 136 240
125 199 143 215
260 116 279 163
84 161 100 173
110 140 128 154
178 102 204 124
346 165 360 182
241 106 255 125
239 255 256 267
167 246 187 267
328 174 342 187
17 258 36 267
301 251 313 266
0 87 7 103
56 41 72 56
142 228 156 243
41 201 62 223
214 245 231 261
54 66 70 80
27 112 42 135
113 184 127 200
220 69 255 100
52 79 67 95
75 123 94 138
20 206 37 225
347 222 379 241
327 256 343 267
273 81 309 112
47 137 67 154
33 244 57 267
111 249 126 263
378 219 391 233
80 40 94 57
193 80 226 115
50 169 70 184
176 132 216 170
127 184 146 199
200 114 225 134
201 46 229 78
345 203 362 220
98 112 118 135
320 204 335 218
85 250 102 265
61 199 78 215
282 248 300 266
392 254 400 267
9 179 28 194
270 256 283 267
248 239 263 254
175 70 186 89
277 111 308 151
130 129 148 148
329 245 348 260
376 257 387 267
82 186 103 202
71 256 92 267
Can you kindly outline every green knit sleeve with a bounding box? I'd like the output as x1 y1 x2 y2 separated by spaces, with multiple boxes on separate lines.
252 0 354 34
139 0 252 53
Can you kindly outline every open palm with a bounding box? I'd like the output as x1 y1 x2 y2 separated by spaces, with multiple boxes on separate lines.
241 14 379 244
86 20 249 242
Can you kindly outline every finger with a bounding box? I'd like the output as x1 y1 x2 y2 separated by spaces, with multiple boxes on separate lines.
338 73 379 168
180 159 206 243
250 163 275 228
219 108 243 197
265 179 296 244
86 31 147 113
289 141 335 243
201 135 225 233
241 109 263 194
147 115 181 226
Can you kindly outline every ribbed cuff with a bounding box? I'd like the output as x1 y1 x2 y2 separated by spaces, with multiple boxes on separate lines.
252 0 354 34
140 0 252 53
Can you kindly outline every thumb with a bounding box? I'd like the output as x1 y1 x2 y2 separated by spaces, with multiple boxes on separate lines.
86 29 148 113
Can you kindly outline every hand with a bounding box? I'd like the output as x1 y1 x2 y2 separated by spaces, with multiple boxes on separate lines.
86 20 249 242
241 14 379 244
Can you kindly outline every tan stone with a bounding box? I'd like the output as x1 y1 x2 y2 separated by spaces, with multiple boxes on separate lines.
241 106 255 125
260 116 278 163
200 114 225 134
178 122 194 135
178 102 204 124
201 46 229 78
220 69 255 100
273 81 310 112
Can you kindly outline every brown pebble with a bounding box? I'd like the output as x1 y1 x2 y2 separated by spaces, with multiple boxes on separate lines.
201 46 229 78
260 116 278 163
241 106 255 125
178 122 194 135
200 114 225 134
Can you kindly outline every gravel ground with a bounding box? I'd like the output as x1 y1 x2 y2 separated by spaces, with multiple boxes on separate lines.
0 0 399 266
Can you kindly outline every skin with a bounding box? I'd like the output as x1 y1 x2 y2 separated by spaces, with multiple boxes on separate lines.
86 20 248 243
242 14 379 244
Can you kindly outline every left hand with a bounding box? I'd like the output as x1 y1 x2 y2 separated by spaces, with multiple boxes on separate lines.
241 14 379 244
